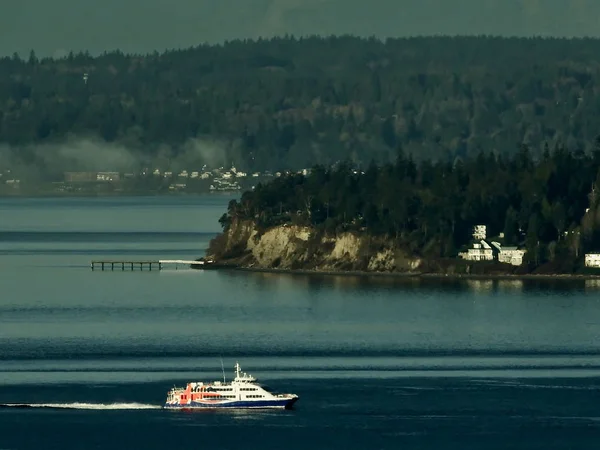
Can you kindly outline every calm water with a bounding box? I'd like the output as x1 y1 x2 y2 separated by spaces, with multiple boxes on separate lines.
1 196 600 449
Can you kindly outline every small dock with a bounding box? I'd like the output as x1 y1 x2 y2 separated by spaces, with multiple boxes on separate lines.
90 259 207 271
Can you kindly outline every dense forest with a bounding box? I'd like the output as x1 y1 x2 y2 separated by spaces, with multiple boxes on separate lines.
3 36 600 172
219 144 600 269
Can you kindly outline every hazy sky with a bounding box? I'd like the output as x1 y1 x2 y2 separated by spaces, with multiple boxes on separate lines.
2 0 600 57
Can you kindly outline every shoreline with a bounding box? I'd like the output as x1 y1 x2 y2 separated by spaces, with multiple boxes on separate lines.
0 191 240 199
204 264 600 281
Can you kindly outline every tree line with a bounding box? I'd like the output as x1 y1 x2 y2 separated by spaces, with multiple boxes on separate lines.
220 143 600 269
3 36 600 172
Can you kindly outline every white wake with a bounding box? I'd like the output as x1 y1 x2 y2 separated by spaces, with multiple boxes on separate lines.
0 402 161 410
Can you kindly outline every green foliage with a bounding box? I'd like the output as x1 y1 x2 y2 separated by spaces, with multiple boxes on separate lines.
5 36 600 169
222 145 600 263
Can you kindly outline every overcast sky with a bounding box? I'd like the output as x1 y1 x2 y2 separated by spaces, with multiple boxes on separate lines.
2 0 599 57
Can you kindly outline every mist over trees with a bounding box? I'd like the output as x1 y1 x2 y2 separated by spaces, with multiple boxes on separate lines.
3 36 600 172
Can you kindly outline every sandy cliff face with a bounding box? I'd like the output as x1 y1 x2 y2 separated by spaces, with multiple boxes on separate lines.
207 219 422 273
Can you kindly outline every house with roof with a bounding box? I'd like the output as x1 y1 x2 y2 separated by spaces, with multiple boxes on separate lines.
460 240 495 262
497 246 526 266
458 225 526 266
585 253 600 268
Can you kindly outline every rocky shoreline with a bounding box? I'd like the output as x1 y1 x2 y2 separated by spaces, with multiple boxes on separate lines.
202 219 600 281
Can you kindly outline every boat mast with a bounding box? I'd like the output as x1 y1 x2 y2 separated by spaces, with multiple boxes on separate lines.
220 357 226 383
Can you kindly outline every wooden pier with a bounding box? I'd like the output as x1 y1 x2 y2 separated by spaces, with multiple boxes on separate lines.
90 259 207 271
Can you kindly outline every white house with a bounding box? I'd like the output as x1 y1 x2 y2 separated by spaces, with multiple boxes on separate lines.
585 253 600 268
498 247 526 266
459 240 494 262
96 172 120 181
473 225 487 240
459 229 526 266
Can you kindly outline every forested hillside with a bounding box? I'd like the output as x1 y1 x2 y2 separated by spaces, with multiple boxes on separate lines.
2 36 600 171
219 146 600 269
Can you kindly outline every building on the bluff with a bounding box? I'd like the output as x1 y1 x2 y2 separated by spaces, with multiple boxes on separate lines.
458 225 526 266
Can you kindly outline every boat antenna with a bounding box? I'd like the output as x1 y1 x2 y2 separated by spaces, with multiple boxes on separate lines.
220 356 226 383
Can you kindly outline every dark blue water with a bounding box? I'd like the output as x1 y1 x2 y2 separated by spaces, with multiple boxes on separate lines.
2 378 600 450
2 196 600 449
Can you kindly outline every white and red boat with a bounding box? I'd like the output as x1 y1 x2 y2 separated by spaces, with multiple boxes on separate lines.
163 362 299 410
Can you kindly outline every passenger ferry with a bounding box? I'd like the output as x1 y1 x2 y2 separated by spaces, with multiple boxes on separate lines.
164 362 299 409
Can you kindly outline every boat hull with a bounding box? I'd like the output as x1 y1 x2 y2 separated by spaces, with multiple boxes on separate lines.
164 397 298 410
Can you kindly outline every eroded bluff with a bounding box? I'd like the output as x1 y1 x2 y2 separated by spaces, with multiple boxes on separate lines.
206 219 422 273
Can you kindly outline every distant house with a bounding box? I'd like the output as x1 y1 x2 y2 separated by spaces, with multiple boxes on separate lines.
209 177 241 191
458 225 526 265
585 253 600 268
460 240 495 262
473 225 487 240
96 172 120 182
498 247 526 266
